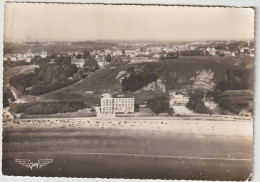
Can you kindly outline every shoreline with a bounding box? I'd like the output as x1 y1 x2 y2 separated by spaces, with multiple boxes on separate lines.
3 116 253 137
18 114 252 121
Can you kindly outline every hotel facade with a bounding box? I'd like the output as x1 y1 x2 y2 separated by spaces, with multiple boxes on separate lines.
100 93 134 114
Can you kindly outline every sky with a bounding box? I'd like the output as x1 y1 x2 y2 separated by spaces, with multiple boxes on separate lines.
4 3 255 41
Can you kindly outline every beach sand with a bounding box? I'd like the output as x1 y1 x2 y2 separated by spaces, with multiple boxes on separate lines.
3 116 253 137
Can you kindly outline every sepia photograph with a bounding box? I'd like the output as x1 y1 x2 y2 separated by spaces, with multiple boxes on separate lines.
2 2 255 181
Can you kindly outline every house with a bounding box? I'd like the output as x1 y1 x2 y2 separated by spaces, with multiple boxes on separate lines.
40 52 48 58
153 54 160 59
111 50 122 57
125 50 137 57
177 45 187 51
100 93 134 114
129 57 157 64
223 51 231 56
26 57 32 63
3 57 9 61
97 60 105 68
207 47 216 56
104 50 112 54
169 91 190 106
10 57 17 61
189 46 196 50
203 97 217 110
240 47 250 53
71 58 85 68
249 49 254 57
239 110 251 117
17 54 24 61
95 55 105 68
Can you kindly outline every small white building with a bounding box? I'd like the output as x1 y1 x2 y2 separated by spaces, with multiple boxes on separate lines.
95 55 105 68
97 60 105 68
41 52 48 58
129 57 157 64
3 57 9 61
223 51 231 56
249 49 255 57
10 57 17 61
71 58 85 68
111 50 123 57
169 91 190 106
189 46 196 50
240 47 250 53
207 48 216 56
153 54 160 59
125 50 137 57
203 97 217 110
17 54 24 61
239 110 251 117
26 57 32 63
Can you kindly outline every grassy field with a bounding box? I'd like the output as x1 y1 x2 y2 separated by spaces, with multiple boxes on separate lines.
3 64 38 86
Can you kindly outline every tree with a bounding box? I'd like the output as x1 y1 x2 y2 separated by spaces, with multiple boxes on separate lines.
75 54 82 59
4 46 12 54
147 95 170 115
194 102 210 114
180 50 204 56
186 89 211 114
140 47 146 53
206 89 221 103
64 64 78 77
29 84 47 95
63 56 71 65
82 50 91 59
121 72 158 92
3 89 15 107
55 57 64 65
49 52 57 59
105 54 112 65
84 58 99 71
31 56 42 64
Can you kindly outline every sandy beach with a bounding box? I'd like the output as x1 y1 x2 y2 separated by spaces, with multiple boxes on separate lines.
3 115 253 137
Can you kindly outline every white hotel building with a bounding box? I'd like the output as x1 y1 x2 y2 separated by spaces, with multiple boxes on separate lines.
100 93 134 114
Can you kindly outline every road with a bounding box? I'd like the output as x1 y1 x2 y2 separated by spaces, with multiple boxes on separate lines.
2 128 253 180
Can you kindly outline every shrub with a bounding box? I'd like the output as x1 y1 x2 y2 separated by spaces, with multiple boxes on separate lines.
122 72 158 92
180 50 204 56
3 89 15 107
147 95 170 115
4 60 30 68
10 103 39 113
218 97 249 114
187 89 211 114
11 102 87 115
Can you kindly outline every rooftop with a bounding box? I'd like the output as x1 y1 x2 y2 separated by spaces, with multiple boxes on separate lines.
101 93 134 99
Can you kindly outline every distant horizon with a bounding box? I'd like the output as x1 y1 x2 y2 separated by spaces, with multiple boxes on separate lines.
4 3 254 42
4 38 254 43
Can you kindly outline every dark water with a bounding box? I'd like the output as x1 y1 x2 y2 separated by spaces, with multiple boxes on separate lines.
2 128 253 180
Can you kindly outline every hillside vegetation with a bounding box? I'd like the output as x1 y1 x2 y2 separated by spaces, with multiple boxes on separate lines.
38 56 253 107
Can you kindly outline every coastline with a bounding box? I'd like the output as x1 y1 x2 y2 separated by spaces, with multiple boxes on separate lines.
3 116 253 137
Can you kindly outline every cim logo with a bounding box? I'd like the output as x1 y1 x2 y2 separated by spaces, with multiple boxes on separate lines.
15 159 53 170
